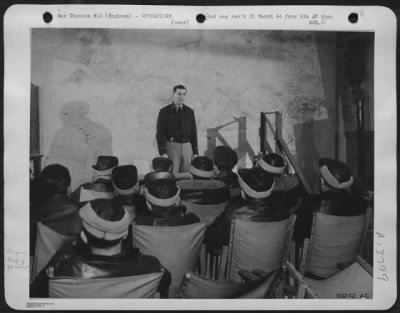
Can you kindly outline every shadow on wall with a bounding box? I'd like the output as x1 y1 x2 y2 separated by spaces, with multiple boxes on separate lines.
44 101 113 190
205 116 256 169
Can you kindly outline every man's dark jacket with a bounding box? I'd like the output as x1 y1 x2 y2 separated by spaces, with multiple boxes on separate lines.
30 238 171 298
156 103 198 155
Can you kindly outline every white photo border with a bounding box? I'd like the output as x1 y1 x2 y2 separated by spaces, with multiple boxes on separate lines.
4 4 397 310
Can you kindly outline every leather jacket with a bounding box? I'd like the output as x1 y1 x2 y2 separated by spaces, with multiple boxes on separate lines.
293 189 367 241
30 238 171 298
214 171 239 189
134 205 200 226
179 180 230 205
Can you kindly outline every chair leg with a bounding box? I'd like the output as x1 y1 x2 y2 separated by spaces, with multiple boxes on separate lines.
200 244 206 276
215 254 220 280
296 284 306 299
206 253 211 278
219 246 228 281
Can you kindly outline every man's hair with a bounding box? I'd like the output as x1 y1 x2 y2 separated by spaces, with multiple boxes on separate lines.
191 156 214 180
83 199 126 249
263 153 285 168
38 164 71 198
173 85 187 93
147 179 178 199
192 156 214 171
112 165 138 190
319 158 352 187
213 146 238 171
152 157 173 172
239 167 274 196
147 179 179 212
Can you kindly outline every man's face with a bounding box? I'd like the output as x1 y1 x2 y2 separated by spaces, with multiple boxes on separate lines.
173 88 186 105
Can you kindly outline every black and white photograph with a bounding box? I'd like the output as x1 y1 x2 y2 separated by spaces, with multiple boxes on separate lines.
3 5 397 310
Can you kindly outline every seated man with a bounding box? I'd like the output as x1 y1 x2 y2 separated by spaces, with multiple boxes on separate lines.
153 156 193 180
178 155 230 206
30 198 171 298
204 167 292 250
112 164 147 220
213 145 240 198
112 164 147 248
135 172 200 226
30 164 82 255
71 155 118 207
256 152 303 214
293 158 367 243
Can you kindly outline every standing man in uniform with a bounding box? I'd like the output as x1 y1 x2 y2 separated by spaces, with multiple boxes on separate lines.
156 85 198 174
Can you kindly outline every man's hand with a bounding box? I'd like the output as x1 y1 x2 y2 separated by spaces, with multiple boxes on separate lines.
191 154 198 161
161 154 168 158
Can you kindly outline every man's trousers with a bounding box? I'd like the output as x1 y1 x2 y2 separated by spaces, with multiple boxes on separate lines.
166 141 193 174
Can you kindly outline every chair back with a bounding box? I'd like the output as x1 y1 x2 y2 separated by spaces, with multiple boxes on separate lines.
181 201 228 225
49 271 163 298
179 270 278 299
32 222 77 280
304 256 373 298
227 215 295 282
132 222 206 295
306 212 366 278
178 179 230 225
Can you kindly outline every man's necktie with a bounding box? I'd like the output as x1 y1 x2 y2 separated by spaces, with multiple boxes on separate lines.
177 106 183 137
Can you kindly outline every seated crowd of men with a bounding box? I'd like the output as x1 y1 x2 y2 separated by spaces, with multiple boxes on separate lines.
29 145 367 298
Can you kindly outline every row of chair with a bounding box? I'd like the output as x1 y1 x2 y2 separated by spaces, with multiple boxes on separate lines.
31 203 372 298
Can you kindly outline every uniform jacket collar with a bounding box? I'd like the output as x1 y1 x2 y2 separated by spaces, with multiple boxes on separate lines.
169 103 187 112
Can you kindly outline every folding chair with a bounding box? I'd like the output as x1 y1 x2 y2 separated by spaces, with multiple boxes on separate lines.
132 222 206 297
49 271 164 298
226 215 296 282
359 192 374 265
284 261 318 299
285 256 372 299
176 269 279 299
31 222 77 281
299 208 370 278
178 179 229 225
305 255 372 299
197 244 230 281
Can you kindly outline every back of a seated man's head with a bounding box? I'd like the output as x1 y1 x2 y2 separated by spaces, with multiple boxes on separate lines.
191 156 214 180
152 157 173 173
38 164 71 198
147 179 179 211
213 146 238 171
258 153 286 176
112 165 138 197
239 167 274 200
319 158 352 191
82 199 127 249
264 153 284 168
